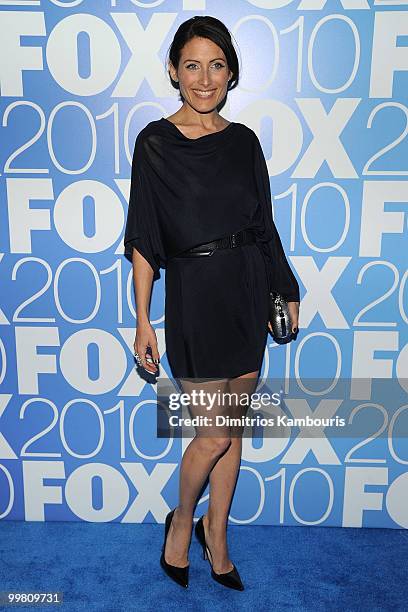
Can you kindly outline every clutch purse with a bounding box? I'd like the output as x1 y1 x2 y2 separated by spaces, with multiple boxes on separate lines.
268 291 294 343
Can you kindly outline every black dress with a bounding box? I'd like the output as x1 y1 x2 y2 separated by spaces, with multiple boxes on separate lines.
124 117 300 380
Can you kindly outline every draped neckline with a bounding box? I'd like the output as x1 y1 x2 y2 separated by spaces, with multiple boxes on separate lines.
160 117 236 141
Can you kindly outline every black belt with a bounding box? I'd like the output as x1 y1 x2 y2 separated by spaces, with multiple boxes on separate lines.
176 229 257 257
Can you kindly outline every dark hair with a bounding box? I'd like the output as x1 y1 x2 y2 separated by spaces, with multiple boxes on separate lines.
166 16 240 101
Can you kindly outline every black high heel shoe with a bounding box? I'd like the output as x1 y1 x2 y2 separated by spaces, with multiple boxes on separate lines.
195 514 244 591
160 508 189 588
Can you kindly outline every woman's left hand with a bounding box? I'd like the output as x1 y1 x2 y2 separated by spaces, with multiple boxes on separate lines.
267 300 300 335
288 301 299 334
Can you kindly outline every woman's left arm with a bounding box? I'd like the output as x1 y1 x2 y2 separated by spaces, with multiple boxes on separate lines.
252 132 300 334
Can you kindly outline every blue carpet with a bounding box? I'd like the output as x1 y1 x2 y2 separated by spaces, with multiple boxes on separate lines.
0 520 406 611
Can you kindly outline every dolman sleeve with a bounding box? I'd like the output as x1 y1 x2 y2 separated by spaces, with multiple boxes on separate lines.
253 133 300 303
123 131 166 281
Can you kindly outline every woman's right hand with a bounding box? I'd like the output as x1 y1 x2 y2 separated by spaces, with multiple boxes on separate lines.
134 321 160 374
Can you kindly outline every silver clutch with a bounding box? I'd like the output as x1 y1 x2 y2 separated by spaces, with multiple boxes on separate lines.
268 291 293 343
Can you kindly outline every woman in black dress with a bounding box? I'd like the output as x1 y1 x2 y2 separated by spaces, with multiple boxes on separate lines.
124 16 300 591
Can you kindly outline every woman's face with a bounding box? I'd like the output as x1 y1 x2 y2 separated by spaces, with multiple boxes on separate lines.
169 36 233 113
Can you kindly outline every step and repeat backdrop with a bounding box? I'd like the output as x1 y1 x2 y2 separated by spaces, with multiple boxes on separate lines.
0 0 407 528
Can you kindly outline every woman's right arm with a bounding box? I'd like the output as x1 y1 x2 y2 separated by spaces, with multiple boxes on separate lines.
132 246 160 374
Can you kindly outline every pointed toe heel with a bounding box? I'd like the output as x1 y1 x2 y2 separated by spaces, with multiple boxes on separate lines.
160 508 189 588
195 515 244 591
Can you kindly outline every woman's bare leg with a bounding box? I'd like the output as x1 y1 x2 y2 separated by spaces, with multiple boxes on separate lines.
163 377 232 567
202 370 259 573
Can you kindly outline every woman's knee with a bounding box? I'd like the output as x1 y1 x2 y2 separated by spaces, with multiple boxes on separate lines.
196 435 231 457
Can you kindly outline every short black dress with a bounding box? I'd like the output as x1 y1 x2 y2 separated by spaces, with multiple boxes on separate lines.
124 118 300 381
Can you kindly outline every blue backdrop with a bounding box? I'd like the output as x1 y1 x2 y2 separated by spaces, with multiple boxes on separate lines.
0 0 407 528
